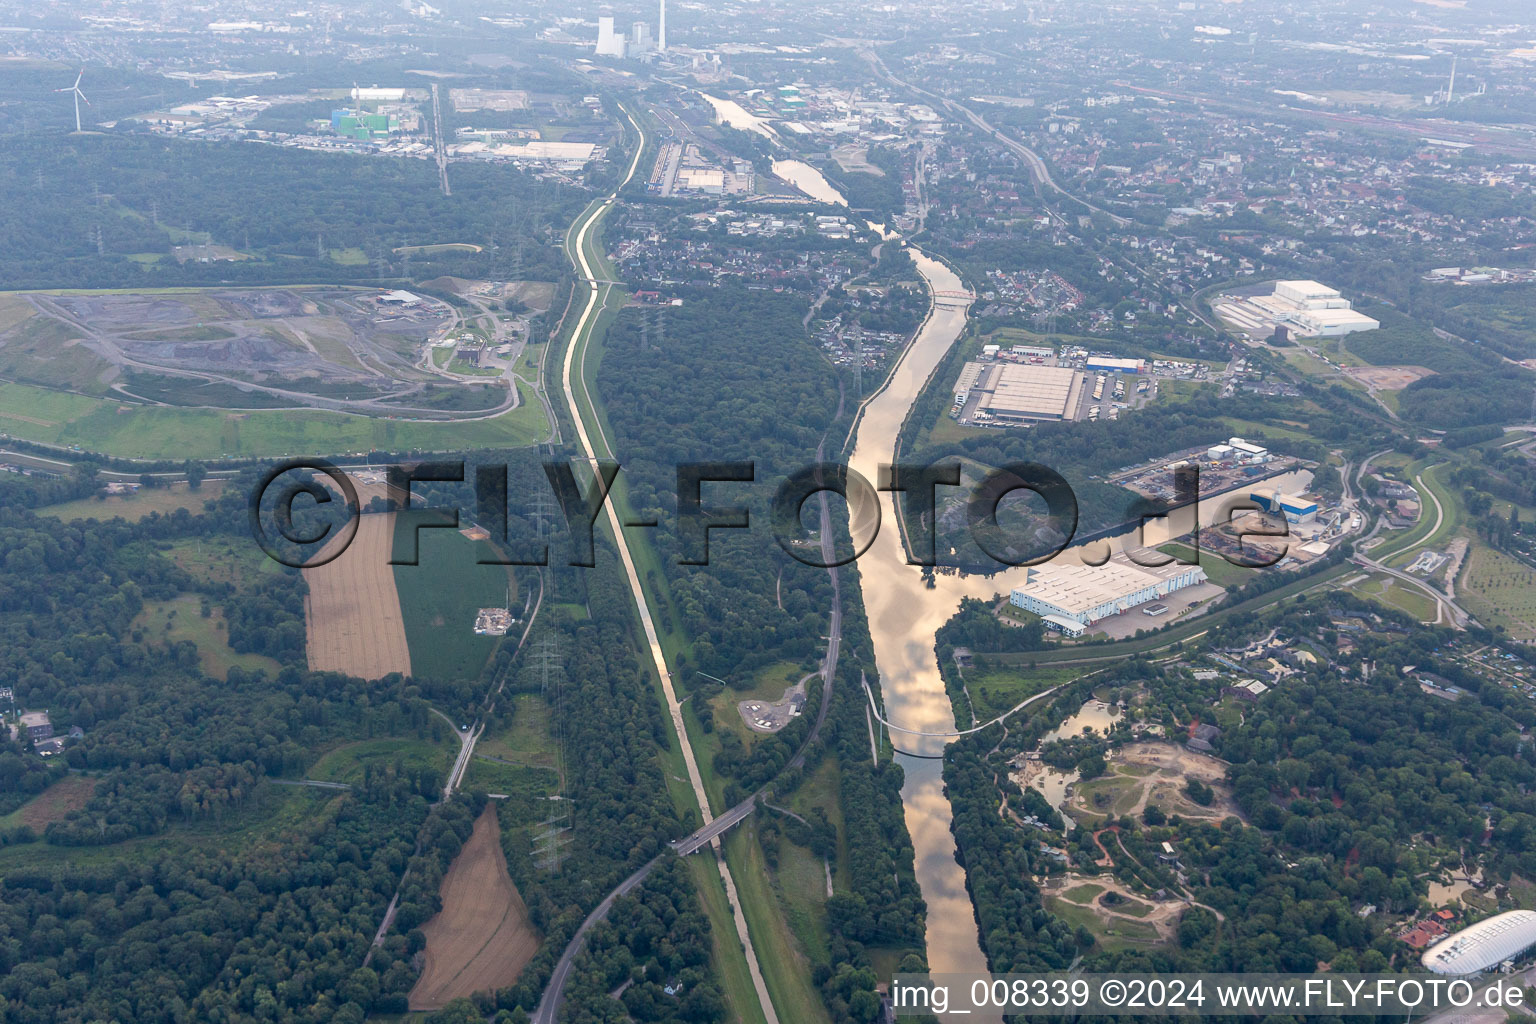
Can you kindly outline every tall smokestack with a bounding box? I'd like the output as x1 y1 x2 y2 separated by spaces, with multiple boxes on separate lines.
658 0 666 51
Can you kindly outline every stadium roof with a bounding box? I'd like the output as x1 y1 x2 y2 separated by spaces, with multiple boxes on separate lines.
1421 910 1536 975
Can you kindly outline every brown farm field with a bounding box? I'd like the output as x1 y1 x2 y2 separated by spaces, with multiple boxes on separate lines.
2 776 98 831
409 805 539 1010
303 513 412 678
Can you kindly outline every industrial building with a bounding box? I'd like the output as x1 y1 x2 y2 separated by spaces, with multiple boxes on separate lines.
1010 555 1209 636
957 362 1085 424
1250 487 1318 524
19 711 52 742
351 87 406 103
1213 280 1379 338
595 16 624 56
1253 281 1379 337
451 140 598 168
1421 910 1536 975
330 109 398 140
1084 356 1144 375
595 0 666 57
1207 437 1269 463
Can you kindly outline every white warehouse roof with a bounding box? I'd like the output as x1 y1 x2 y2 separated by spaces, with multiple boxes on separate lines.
1422 910 1536 975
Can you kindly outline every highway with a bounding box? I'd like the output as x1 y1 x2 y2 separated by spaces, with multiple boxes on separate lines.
435 709 481 799
1118 82 1536 160
430 82 451 196
1351 462 1476 629
536 100 776 1024
861 46 1130 228
945 99 1132 228
535 853 665 1020
534 224 850 1019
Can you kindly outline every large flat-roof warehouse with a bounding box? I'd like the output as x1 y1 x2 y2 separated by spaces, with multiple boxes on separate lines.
958 362 1085 423
1213 279 1379 338
1010 554 1208 636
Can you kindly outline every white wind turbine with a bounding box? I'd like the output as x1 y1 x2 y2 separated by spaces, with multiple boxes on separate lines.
56 69 90 133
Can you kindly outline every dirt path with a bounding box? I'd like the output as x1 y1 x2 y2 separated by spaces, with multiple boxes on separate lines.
409 805 539 1010
1044 872 1184 941
1102 742 1244 822
303 513 412 679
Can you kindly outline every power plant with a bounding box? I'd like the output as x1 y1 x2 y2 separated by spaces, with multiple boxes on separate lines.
594 0 667 58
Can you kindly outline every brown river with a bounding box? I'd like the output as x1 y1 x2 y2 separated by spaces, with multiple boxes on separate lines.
847 250 1309 1013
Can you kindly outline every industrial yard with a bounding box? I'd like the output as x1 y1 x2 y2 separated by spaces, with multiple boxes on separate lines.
950 343 1158 427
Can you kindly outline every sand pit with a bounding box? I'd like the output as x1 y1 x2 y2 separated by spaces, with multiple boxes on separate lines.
1342 365 1434 391
1066 741 1243 824
303 513 412 678
409 805 539 1010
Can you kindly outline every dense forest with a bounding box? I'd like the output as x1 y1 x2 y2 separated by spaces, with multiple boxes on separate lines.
0 470 534 1020
589 278 932 1013
594 283 842 687
0 134 582 289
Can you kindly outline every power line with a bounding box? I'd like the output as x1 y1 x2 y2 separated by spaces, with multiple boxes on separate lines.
530 635 572 872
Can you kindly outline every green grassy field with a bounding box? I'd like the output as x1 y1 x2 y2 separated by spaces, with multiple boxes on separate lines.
1458 545 1536 640
783 758 848 888
770 829 833 962
1061 882 1106 904
1350 574 1440 622
0 377 549 460
41 480 225 522
963 662 1089 722
163 535 286 586
0 783 341 870
0 293 38 332
306 736 452 786
460 757 558 799
392 524 517 683
686 855 771 1024
1376 462 1459 565
392 243 483 256
1073 774 1145 821
0 776 98 832
1280 350 1341 379
0 315 116 394
723 824 833 1024
448 356 504 377
1218 416 1316 442
707 660 806 751
1158 541 1259 589
476 694 561 773
132 594 284 680
1045 896 1164 951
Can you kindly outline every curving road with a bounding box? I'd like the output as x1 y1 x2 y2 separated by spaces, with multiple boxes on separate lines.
537 101 776 1024
534 151 851 1018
